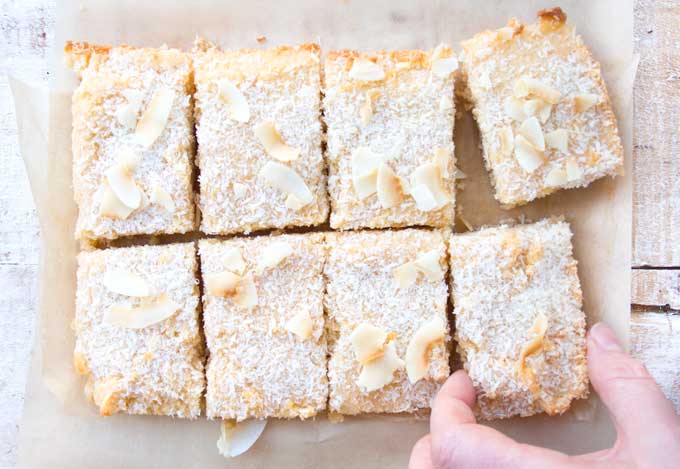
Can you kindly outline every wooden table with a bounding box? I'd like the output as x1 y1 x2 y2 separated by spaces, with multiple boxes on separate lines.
0 0 678 466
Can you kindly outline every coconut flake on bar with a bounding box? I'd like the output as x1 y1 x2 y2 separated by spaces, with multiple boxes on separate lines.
149 184 175 213
205 271 242 297
218 79 250 123
103 270 150 297
357 341 404 392
348 59 385 81
105 163 141 209
285 311 313 340
254 121 300 162
103 293 179 329
405 316 446 383
376 163 404 209
135 87 175 148
514 135 544 173
350 323 389 365
259 161 313 207
545 129 569 153
255 242 293 274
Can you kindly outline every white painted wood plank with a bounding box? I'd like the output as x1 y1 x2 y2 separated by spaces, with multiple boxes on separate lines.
0 1 54 467
632 269 680 308
631 309 680 412
632 0 680 267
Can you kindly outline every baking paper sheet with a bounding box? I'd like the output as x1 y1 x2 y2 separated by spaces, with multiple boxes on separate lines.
14 0 633 466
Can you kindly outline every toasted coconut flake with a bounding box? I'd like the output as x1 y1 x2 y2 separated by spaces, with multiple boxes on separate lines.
259 161 313 206
516 313 549 377
135 87 175 148
537 102 552 123
235 274 258 308
351 146 382 176
414 249 445 281
514 77 561 104
103 270 150 297
357 341 405 392
410 184 438 212
432 57 458 78
523 98 542 117
217 419 267 458
545 129 569 153
205 271 242 297
351 147 382 200
149 184 175 213
105 163 141 209
116 90 144 129
544 166 568 187
353 171 378 200
430 43 449 62
566 160 583 181
233 182 248 198
518 117 545 151
99 182 135 219
285 311 313 340
256 242 293 274
573 93 599 113
254 121 300 162
405 316 446 383
433 148 450 178
395 62 410 71
497 26 516 41
359 89 380 126
393 262 419 289
499 125 514 156
223 247 247 275
410 162 451 211
218 79 251 123
514 135 545 173
504 96 526 122
376 163 404 209
348 59 385 81
103 293 179 329
284 193 305 210
350 323 388 365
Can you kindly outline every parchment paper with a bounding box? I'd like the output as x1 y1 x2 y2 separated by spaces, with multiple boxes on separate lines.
14 0 633 467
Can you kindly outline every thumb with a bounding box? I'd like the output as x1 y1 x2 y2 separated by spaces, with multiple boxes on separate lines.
587 323 680 444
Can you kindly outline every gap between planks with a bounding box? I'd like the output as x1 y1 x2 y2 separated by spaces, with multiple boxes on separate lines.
632 268 680 309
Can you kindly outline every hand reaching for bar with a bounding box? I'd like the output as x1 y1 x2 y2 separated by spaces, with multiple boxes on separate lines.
409 323 680 469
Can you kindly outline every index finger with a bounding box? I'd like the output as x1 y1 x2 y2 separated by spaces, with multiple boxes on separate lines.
430 370 477 435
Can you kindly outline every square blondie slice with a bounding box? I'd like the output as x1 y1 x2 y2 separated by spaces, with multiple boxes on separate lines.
65 42 197 242
449 218 588 420
460 8 624 207
199 233 327 421
74 242 205 417
193 40 328 235
325 229 450 415
324 46 457 230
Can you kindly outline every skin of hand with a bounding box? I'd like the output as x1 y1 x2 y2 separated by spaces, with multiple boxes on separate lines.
409 322 680 469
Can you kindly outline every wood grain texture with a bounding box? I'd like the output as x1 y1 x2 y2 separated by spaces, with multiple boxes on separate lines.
632 269 680 308
631 308 680 411
632 0 680 267
0 0 678 467
0 1 53 467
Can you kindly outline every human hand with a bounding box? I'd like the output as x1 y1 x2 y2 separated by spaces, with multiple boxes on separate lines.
409 322 680 469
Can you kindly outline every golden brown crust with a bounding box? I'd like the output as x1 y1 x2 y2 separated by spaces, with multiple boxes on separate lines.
537 6 567 25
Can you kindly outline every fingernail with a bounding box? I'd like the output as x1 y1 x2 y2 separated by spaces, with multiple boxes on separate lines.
589 322 623 352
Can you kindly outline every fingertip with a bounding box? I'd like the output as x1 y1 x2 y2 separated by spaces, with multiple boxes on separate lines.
440 370 477 407
588 322 623 353
430 370 477 435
